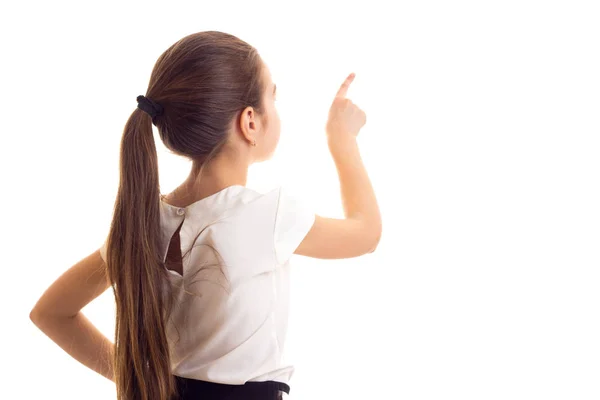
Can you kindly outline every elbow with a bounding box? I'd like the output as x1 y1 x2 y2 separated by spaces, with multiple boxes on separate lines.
30 308 60 329
29 307 43 326
30 308 74 329
367 227 382 254
29 304 53 326
30 307 74 324
368 239 380 254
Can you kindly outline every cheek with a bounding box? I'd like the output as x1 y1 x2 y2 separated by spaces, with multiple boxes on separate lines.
267 124 280 155
276 110 281 132
269 107 281 143
274 129 281 147
275 114 281 143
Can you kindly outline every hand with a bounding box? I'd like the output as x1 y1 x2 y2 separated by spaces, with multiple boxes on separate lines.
325 73 367 153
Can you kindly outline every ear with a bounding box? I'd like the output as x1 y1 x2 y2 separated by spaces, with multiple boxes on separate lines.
239 106 259 145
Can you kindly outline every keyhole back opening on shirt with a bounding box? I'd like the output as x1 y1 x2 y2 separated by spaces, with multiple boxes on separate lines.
164 221 184 277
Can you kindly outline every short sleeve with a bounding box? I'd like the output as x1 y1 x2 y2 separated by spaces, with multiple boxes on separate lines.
273 186 316 265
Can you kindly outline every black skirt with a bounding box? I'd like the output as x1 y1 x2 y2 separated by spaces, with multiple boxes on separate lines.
174 375 290 400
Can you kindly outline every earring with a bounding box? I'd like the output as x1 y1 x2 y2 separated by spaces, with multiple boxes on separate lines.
251 140 256 147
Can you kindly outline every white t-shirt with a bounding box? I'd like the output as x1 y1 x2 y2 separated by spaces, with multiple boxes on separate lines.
99 185 315 385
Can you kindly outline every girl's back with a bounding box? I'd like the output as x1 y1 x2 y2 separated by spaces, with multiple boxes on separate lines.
99 185 314 390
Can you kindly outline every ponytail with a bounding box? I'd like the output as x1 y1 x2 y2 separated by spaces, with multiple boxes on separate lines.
105 108 177 400
102 29 269 399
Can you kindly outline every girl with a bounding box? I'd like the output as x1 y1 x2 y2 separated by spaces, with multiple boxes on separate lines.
30 30 381 400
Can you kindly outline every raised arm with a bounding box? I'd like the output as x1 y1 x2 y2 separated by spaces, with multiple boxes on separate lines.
295 73 381 259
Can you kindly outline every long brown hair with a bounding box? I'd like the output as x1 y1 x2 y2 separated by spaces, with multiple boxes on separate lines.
104 31 267 400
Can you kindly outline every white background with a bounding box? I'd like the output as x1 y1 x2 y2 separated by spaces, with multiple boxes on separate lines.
2 0 599 399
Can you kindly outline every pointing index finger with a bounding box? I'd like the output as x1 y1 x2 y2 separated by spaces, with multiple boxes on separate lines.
335 73 356 99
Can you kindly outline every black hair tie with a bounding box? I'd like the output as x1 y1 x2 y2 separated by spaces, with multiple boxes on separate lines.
136 95 164 120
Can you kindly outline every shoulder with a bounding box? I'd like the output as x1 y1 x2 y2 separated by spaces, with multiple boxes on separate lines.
207 185 315 264
222 185 313 228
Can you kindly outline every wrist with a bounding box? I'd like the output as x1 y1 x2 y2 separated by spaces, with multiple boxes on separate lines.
329 137 359 162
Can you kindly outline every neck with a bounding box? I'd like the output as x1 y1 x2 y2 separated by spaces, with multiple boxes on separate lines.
168 150 250 206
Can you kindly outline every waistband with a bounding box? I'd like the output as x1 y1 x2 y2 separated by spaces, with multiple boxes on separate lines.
174 375 290 399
